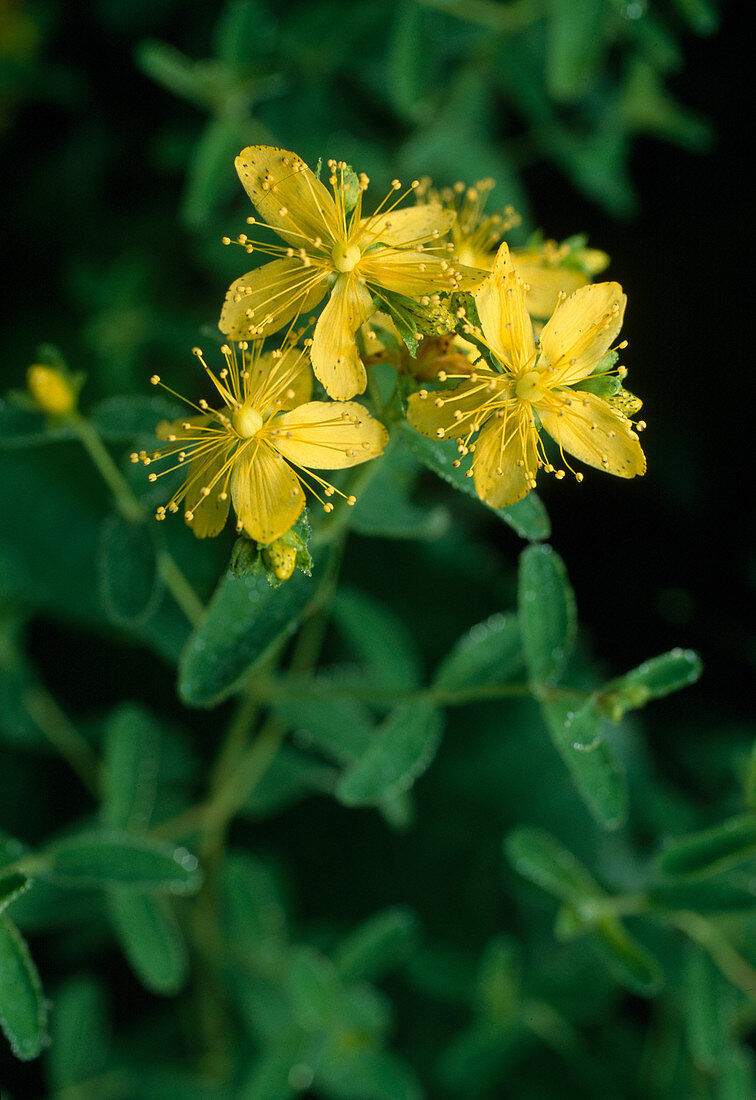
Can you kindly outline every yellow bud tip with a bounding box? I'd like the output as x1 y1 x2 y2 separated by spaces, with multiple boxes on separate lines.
27 364 76 417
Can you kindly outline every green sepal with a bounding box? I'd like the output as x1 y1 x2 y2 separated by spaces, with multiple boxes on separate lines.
229 510 313 588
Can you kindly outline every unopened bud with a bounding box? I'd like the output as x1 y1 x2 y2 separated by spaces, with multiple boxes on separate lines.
27 364 76 417
262 539 297 582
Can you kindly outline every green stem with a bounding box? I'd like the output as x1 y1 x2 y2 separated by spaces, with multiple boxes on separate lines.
22 683 100 796
72 413 204 626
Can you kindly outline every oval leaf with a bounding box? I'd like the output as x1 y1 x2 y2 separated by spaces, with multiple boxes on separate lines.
0 915 47 1061
108 891 189 995
41 833 201 894
601 648 703 719
334 907 419 982
337 701 443 806
518 544 577 686
48 976 109 1089
98 513 162 627
102 704 162 833
179 568 313 707
433 612 523 692
505 826 602 905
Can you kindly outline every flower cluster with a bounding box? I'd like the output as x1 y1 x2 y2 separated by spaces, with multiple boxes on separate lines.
143 145 646 548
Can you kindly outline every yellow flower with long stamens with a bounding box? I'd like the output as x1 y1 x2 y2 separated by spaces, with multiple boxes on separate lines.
133 342 387 544
407 243 646 508
218 146 473 400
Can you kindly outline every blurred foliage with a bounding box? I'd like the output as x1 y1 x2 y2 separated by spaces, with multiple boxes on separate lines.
3 2 753 1100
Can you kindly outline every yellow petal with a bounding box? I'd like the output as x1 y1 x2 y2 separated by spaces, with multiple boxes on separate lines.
231 440 305 544
311 275 374 400
358 204 455 248
474 243 535 372
235 146 340 248
249 348 313 414
268 401 387 470
538 282 626 387
219 258 329 341
183 450 232 539
406 376 503 441
512 261 589 321
538 389 646 478
359 250 461 297
472 410 539 508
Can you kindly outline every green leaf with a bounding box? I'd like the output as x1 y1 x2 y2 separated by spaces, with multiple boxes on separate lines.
243 746 336 818
89 394 182 441
683 948 731 1072
563 695 605 751
274 696 375 764
222 854 288 964
102 704 162 832
401 427 550 540
546 0 610 102
183 117 246 228
238 1022 307 1100
316 1048 423 1100
336 701 443 806
107 891 189 995
592 917 663 996
349 464 449 542
40 832 201 894
48 976 109 1089
287 946 342 1032
476 936 521 1028
179 568 313 707
97 513 162 627
599 648 703 720
504 826 603 906
433 612 523 692
541 700 628 829
0 915 47 1061
333 589 421 692
0 400 74 449
657 814 756 879
334 907 419 983
0 874 30 914
518 544 577 687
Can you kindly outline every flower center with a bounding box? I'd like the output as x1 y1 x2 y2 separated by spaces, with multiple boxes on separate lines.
331 242 361 273
233 405 263 438
515 370 546 404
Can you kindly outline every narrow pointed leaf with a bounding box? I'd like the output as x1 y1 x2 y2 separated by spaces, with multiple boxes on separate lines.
336 701 443 806
592 917 663 996
0 916 47 1061
658 814 756 878
505 826 603 905
600 648 703 719
334 907 419 982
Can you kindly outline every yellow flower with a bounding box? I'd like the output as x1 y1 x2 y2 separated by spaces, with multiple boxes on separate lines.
219 147 470 401
134 342 387 544
407 243 645 508
511 239 610 321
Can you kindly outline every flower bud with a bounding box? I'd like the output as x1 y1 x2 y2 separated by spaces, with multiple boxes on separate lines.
262 540 297 582
27 364 76 417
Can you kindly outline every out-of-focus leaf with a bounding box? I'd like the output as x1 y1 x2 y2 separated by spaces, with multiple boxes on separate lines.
222 854 288 966
39 833 201 894
592 916 663 996
89 394 182 441
179 568 313 707
505 826 602 906
0 915 47 1061
334 907 419 983
541 699 628 829
183 117 250 228
402 428 550 540
433 612 523 692
47 976 109 1089
243 746 336 818
518 544 576 686
0 401 74 449
316 1048 423 1100
476 936 521 1028
102 703 162 833
238 1022 307 1100
107 890 189 995
337 701 443 806
683 948 731 1072
546 0 611 102
275 696 375 764
0 874 30 914
97 513 162 627
349 448 449 542
286 946 341 1033
332 588 421 692
658 814 756 879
